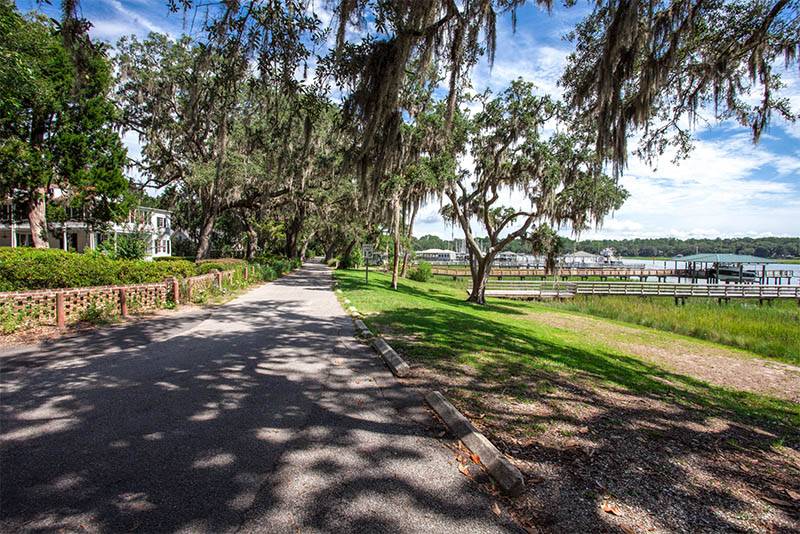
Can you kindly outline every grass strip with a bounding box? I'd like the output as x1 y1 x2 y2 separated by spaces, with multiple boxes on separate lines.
334 269 799 427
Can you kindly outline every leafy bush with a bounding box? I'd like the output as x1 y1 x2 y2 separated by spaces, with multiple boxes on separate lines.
339 247 362 269
407 260 433 282
326 258 339 268
196 262 225 275
198 258 248 267
154 256 195 262
0 247 196 290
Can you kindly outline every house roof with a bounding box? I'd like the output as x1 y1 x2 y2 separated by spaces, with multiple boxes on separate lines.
669 253 771 264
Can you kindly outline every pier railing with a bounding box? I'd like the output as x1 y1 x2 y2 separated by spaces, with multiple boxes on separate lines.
437 266 795 282
469 280 800 301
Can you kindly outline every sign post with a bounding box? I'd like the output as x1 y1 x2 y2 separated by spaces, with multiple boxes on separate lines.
361 244 374 286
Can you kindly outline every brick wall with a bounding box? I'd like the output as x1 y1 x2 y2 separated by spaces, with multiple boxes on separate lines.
0 269 239 331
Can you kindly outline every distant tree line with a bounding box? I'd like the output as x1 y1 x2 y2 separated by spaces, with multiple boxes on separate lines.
571 237 800 259
412 235 800 259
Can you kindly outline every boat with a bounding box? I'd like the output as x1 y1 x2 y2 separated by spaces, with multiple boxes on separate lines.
710 264 758 283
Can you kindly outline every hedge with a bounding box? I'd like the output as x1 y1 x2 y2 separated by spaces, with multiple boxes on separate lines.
0 248 196 291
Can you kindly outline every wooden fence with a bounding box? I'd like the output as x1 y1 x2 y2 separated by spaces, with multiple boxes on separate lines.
471 280 800 303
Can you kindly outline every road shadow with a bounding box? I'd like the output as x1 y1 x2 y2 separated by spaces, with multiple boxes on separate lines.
0 266 520 534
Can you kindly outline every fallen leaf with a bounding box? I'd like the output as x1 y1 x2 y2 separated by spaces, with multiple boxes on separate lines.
786 489 800 501
357 400 363 405
523 527 538 534
458 464 470 476
333 360 340 365
620 526 636 534
129 522 141 532
602 501 623 516
394 472 398 478
436 431 446 438
527 476 545 484
355 380 360 384
81 525 87 530
470 452 480 464
492 502 501 515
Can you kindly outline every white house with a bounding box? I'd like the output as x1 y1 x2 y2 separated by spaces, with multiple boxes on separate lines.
0 205 173 259
417 248 457 262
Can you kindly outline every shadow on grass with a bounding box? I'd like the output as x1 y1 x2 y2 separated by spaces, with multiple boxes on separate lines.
336 270 800 533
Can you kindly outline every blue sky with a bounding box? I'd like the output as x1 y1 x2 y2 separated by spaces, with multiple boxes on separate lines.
22 0 800 240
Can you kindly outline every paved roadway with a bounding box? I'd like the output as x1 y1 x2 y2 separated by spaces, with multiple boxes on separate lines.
0 263 521 534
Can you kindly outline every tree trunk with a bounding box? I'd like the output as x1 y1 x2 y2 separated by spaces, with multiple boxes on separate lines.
342 239 356 268
197 109 228 261
400 202 418 278
195 207 217 260
466 251 496 305
324 243 336 262
26 186 49 248
285 216 301 259
299 230 315 260
245 219 258 260
391 198 401 290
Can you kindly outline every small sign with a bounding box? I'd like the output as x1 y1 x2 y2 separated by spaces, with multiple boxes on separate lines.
361 244 374 259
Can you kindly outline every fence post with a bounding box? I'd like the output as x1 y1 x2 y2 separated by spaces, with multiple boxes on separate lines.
243 266 248 282
172 279 179 304
216 272 222 290
119 288 127 317
188 280 194 302
56 292 65 328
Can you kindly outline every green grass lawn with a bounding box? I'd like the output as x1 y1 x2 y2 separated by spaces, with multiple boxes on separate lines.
334 269 799 427
429 275 800 364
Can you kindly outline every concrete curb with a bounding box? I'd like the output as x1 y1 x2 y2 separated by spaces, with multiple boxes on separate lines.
371 336 411 378
425 390 525 497
354 319 372 337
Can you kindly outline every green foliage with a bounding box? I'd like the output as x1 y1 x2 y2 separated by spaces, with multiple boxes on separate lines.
0 247 195 290
196 262 224 275
0 303 40 334
407 260 433 282
77 296 114 324
114 229 150 260
333 269 799 427
0 3 128 232
339 248 362 269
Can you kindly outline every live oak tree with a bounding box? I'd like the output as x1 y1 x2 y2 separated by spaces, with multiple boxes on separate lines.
0 2 127 248
442 80 627 304
563 0 800 175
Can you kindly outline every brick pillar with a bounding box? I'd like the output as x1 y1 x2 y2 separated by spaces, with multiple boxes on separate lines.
56 293 65 328
243 266 248 281
119 288 127 317
216 272 222 290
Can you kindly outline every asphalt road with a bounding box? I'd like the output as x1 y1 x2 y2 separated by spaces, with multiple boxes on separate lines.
1 263 522 534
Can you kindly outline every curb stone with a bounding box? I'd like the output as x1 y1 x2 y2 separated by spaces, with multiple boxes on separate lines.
425 390 525 497
354 319 372 337
371 336 411 377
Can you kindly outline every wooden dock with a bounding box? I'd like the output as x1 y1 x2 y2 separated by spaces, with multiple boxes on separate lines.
437 266 796 283
469 280 800 304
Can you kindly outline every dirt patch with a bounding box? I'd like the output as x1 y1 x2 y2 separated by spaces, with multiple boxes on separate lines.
397 358 800 534
524 310 800 403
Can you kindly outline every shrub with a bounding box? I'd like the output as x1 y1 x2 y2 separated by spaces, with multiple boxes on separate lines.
407 260 433 282
196 262 224 275
0 247 196 290
339 247 362 269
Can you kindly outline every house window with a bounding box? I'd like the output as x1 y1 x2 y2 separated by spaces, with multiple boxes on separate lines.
157 216 166 228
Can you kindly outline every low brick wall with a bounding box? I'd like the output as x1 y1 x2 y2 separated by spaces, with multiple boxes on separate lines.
0 268 248 331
